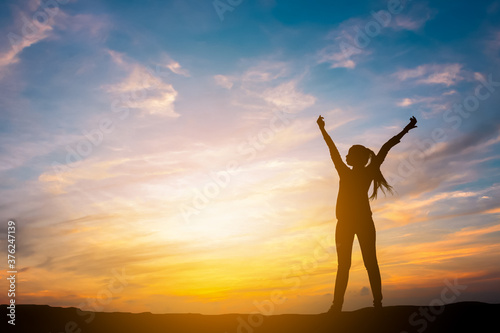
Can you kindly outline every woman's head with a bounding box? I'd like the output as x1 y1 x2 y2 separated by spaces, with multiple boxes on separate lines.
346 145 371 167
347 144 394 200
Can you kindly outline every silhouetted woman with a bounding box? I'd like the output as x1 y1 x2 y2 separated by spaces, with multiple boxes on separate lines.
317 115 417 313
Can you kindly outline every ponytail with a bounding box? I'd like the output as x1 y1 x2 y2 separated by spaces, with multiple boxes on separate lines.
367 148 393 200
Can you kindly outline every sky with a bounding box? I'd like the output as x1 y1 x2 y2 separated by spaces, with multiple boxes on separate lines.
0 0 500 315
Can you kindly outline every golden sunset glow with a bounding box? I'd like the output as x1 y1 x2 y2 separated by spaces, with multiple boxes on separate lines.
1 0 500 315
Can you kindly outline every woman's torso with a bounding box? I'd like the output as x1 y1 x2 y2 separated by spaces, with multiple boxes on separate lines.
336 167 374 221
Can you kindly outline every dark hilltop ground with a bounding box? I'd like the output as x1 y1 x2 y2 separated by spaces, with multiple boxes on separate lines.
2 302 499 332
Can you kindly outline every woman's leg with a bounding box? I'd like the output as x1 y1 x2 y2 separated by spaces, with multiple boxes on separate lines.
357 219 383 307
332 221 355 311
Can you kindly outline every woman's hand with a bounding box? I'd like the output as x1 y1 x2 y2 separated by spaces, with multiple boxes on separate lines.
404 116 417 131
317 115 325 129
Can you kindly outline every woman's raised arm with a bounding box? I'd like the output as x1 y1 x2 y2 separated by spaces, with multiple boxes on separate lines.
374 116 418 166
317 115 348 175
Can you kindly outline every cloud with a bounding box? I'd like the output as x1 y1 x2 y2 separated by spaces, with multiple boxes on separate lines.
161 55 190 77
392 64 465 86
396 97 437 107
317 45 360 69
428 122 500 159
167 61 189 77
419 64 464 86
216 60 316 116
214 74 233 89
0 133 76 172
392 16 428 30
0 10 55 76
55 12 111 39
316 18 370 69
390 2 436 31
377 184 500 229
105 51 180 117
241 61 289 83
482 29 500 59
378 121 500 217
0 2 111 78
395 95 449 118
317 2 435 69
261 80 316 113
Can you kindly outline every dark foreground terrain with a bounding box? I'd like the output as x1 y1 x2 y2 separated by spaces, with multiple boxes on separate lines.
2 301 499 332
